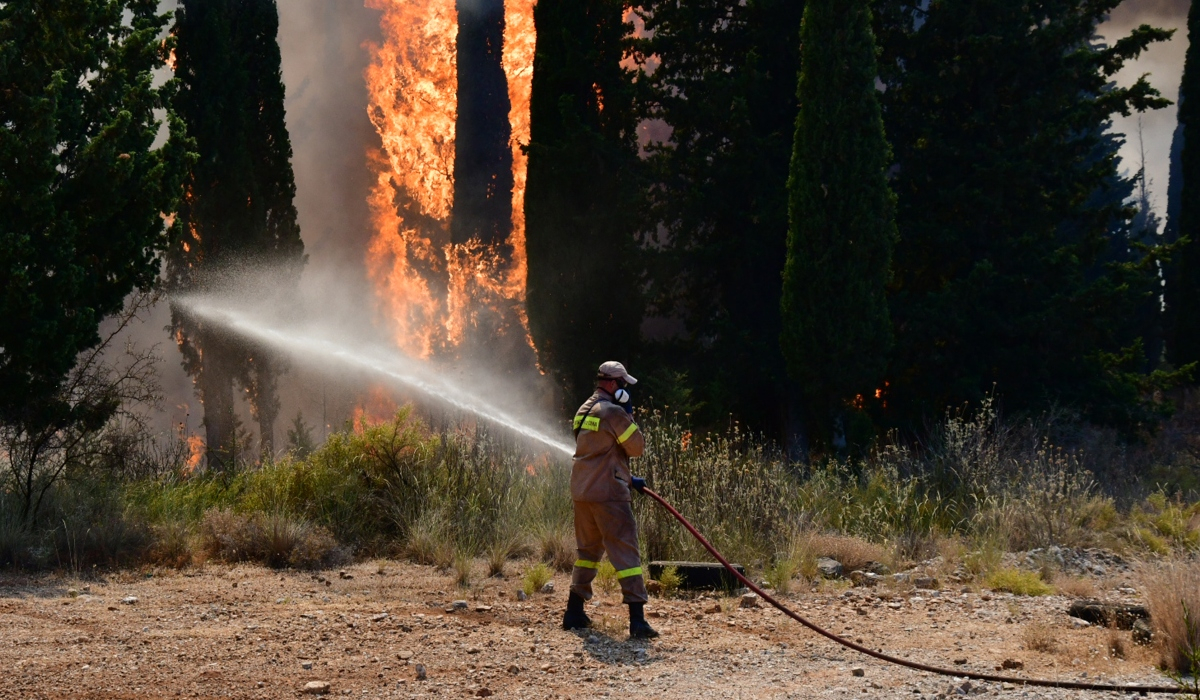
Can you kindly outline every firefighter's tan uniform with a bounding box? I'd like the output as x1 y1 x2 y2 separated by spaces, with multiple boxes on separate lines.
569 389 647 604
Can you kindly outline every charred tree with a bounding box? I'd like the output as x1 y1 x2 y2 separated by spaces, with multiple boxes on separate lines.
168 0 305 468
451 0 514 253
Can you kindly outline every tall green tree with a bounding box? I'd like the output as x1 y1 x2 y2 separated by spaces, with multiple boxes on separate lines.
875 0 1177 432
780 0 896 449
1170 0 1200 372
0 0 191 434
525 0 642 405
167 0 305 466
633 0 805 434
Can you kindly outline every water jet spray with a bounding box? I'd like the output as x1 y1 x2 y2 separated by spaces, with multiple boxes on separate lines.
178 297 574 456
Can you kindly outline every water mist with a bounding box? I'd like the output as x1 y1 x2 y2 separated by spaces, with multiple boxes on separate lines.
178 296 574 456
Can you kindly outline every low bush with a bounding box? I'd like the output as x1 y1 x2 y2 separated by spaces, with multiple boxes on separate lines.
986 568 1054 596
1023 622 1059 653
198 509 343 569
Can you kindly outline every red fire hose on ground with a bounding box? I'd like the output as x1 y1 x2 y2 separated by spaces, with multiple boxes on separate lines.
641 486 1186 694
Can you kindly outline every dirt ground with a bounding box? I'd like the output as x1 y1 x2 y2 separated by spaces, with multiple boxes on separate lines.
0 560 1179 699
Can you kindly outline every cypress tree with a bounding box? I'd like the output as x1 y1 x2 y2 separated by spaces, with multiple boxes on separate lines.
167 0 305 466
1170 1 1200 371
634 0 805 434
780 0 896 448
876 0 1176 432
525 0 642 405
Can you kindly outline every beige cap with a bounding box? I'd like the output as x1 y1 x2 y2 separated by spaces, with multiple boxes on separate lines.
597 361 637 385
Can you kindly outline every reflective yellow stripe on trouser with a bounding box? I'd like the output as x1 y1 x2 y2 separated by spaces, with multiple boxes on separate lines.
616 566 643 579
617 423 639 444
574 559 598 569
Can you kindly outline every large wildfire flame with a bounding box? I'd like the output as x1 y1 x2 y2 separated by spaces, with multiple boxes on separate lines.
365 0 535 359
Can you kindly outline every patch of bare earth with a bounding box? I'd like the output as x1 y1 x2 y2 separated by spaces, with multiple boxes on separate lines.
0 563 1174 699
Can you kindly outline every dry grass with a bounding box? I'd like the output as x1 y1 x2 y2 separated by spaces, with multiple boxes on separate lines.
1143 560 1200 673
806 533 889 573
453 552 474 589
538 524 575 572
1054 574 1097 598
1022 622 1059 653
147 520 192 568
197 509 342 569
1108 630 1127 660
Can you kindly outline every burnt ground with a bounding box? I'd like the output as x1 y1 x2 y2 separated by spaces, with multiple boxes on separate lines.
0 560 1178 699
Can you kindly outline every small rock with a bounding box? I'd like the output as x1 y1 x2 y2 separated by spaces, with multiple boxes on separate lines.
67 588 78 598
704 603 723 614
851 667 865 677
914 576 939 590
864 561 892 575
646 579 663 595
414 664 427 681
953 658 968 665
302 661 313 670
1000 658 1023 670
398 651 413 661
467 647 481 654
739 593 760 609
475 605 492 613
817 557 844 579
451 600 469 611
120 596 138 605
539 663 553 673
371 613 389 622
1133 618 1154 645
476 689 493 698
1068 616 1091 629
339 570 353 580
516 590 529 601
507 664 520 674
303 681 330 695
540 582 555 594
1001 683 1015 691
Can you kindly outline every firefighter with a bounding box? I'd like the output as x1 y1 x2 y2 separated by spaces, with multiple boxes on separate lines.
562 361 659 639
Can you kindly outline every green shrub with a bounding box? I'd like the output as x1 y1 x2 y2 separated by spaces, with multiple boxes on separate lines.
522 562 553 595
986 568 1053 596
596 560 618 594
658 564 682 597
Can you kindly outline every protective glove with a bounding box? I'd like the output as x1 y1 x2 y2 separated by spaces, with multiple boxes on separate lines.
631 476 646 493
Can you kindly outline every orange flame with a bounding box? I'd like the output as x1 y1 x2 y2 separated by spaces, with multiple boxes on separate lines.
185 434 205 473
352 386 400 433
365 0 535 358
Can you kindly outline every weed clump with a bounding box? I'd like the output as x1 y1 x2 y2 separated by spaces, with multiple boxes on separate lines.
1022 622 1059 653
986 568 1053 596
522 562 553 596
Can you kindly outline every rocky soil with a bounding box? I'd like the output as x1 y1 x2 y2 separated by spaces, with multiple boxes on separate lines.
0 560 1179 699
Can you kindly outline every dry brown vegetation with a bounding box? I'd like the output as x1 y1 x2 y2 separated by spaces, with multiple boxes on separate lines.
1022 622 1059 653
1143 560 1200 673
1054 574 1097 598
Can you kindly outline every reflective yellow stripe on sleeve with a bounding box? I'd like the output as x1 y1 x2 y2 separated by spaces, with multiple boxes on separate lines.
574 560 599 569
581 416 601 431
615 566 643 579
616 423 639 444
573 415 583 430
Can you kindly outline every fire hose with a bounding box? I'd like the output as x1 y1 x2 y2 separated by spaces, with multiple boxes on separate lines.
641 486 1186 694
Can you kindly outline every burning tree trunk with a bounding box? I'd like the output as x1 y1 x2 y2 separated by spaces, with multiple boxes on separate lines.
452 0 514 255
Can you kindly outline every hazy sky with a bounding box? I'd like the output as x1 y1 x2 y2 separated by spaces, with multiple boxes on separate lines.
1101 0 1191 217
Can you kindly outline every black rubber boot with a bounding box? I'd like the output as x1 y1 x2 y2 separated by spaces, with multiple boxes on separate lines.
562 592 592 630
628 602 659 639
